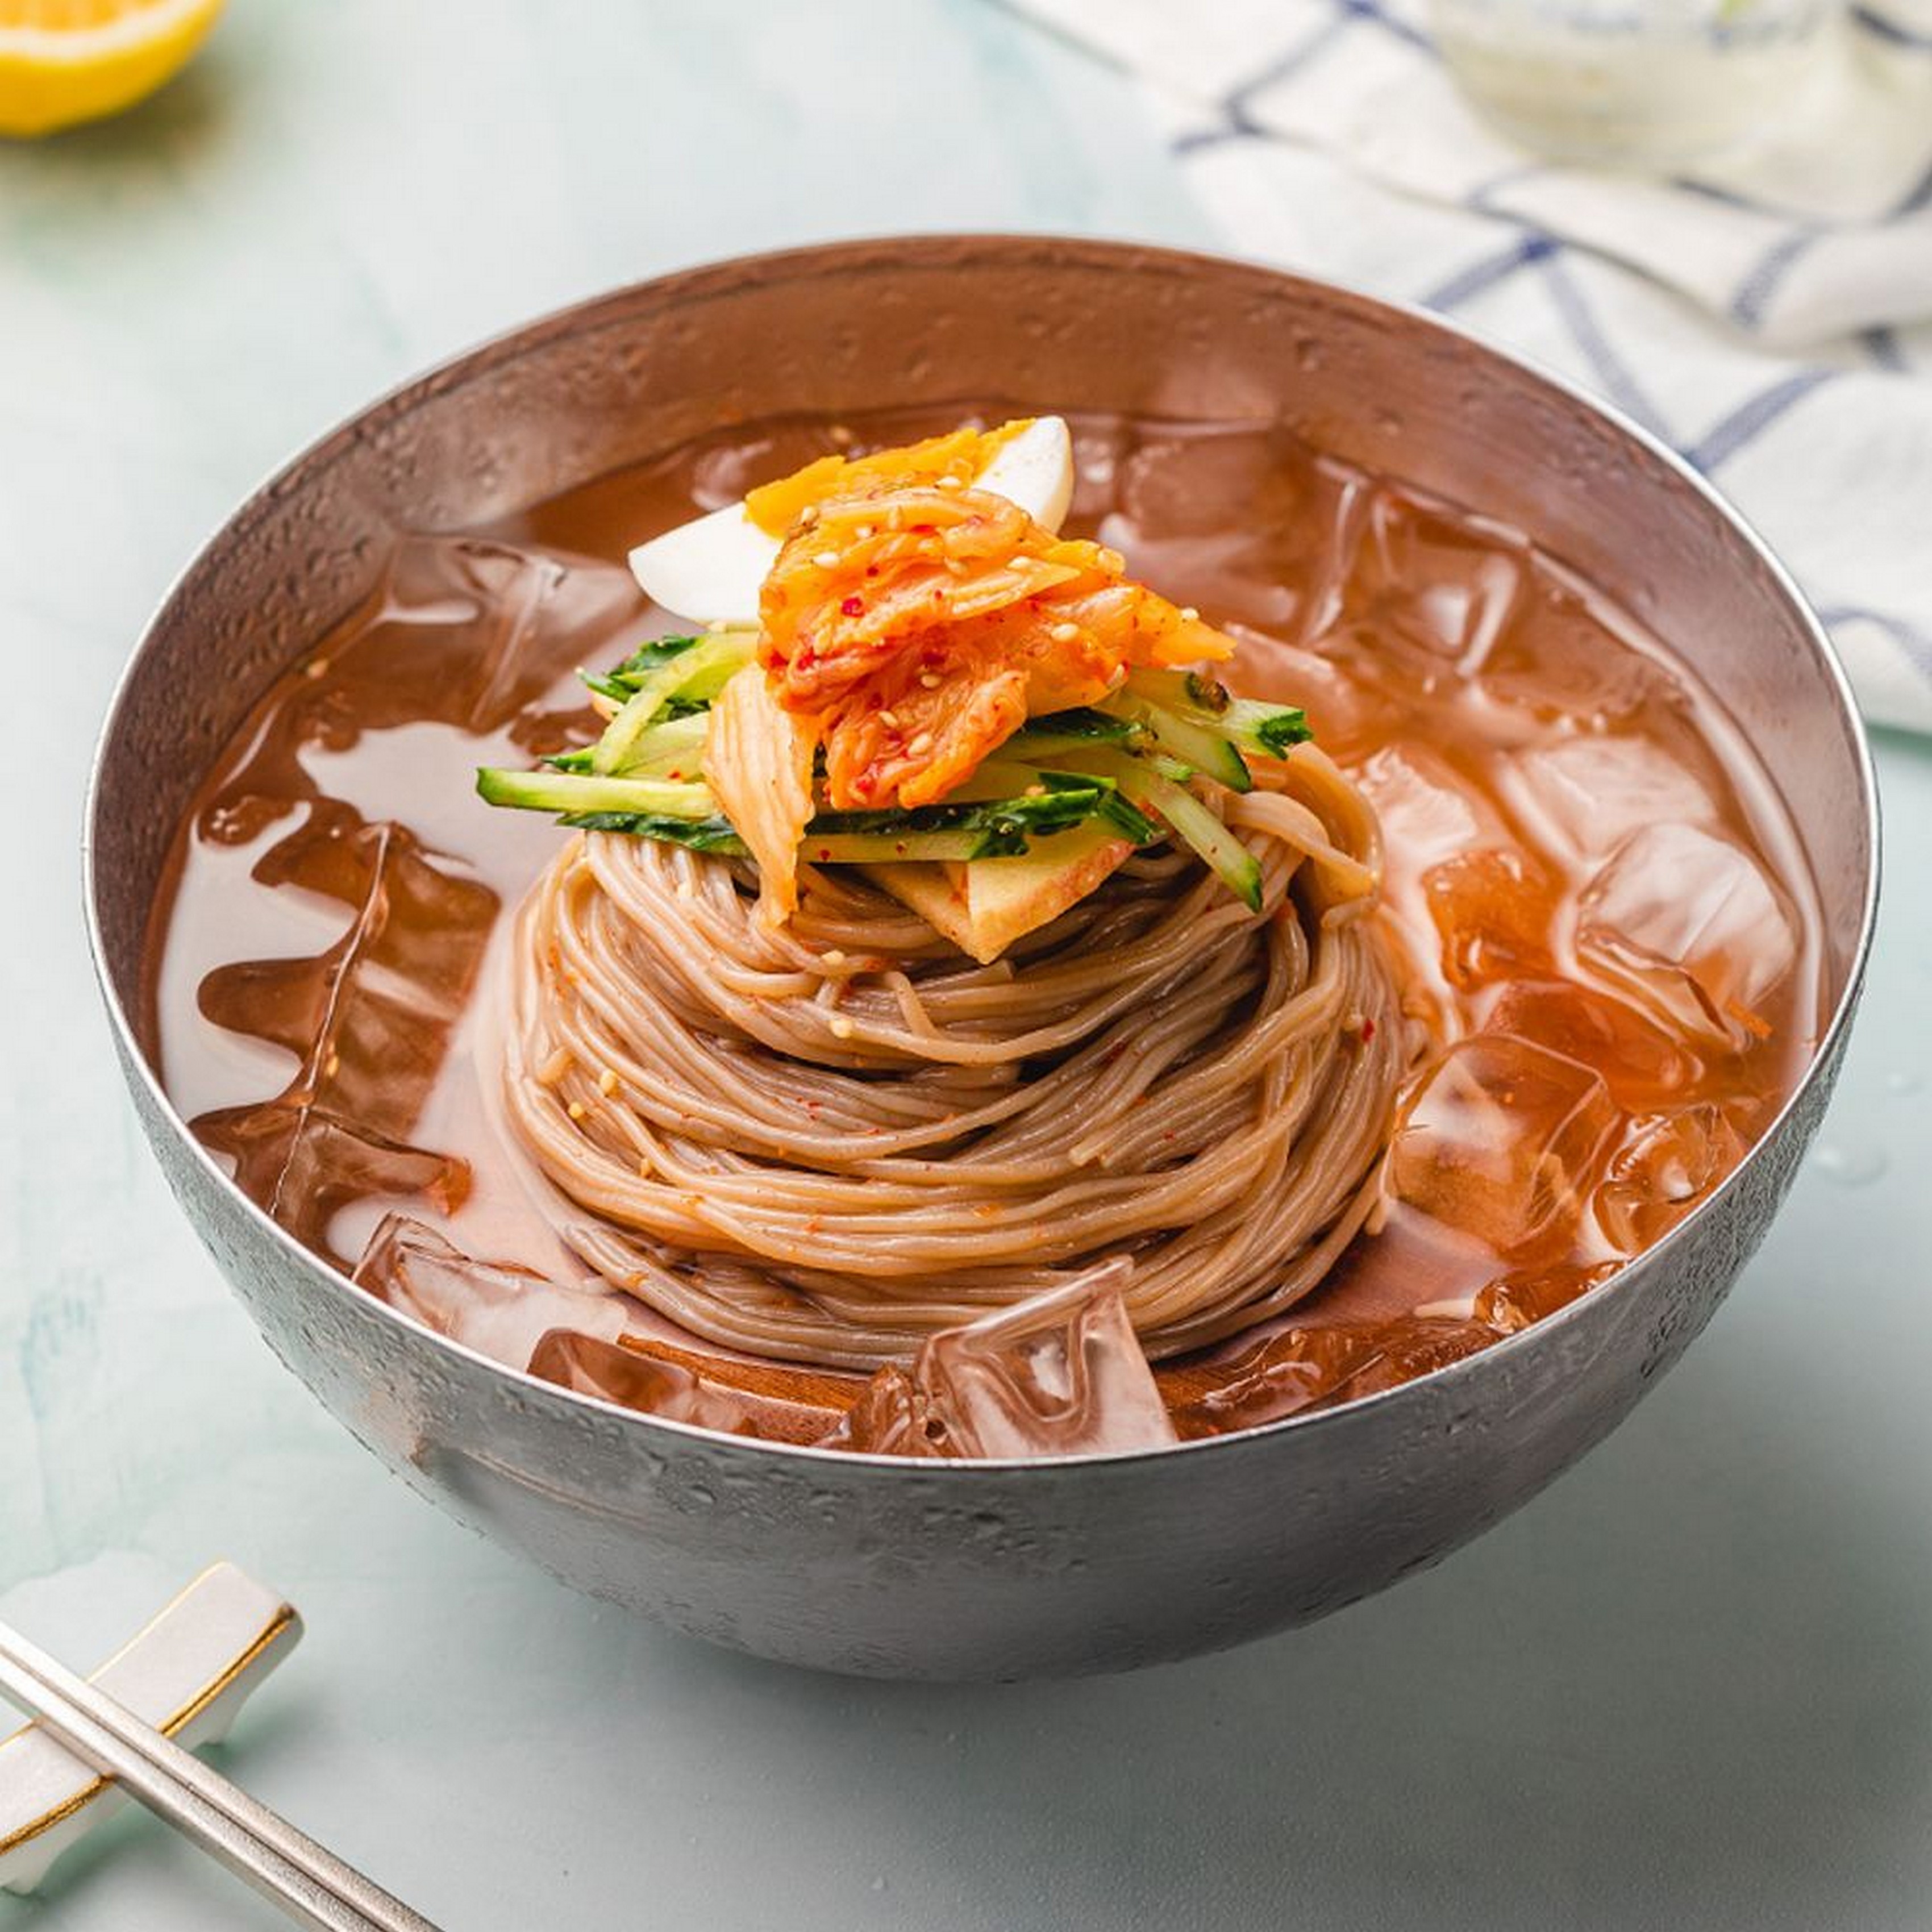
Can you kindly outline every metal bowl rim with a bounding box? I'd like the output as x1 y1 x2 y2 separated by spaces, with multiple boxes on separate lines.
82 231 1883 1477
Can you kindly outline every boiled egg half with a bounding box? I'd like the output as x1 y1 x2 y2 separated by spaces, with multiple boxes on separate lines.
628 415 1076 626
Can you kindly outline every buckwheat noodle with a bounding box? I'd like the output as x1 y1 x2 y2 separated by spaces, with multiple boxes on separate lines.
500 744 1406 1369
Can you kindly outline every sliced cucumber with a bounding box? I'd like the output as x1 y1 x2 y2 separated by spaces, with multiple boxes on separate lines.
964 763 1163 847
589 630 757 775
1074 748 1263 912
611 710 711 777
561 811 748 855
1010 709 1144 758
547 711 711 778
477 767 718 819
553 783 1142 865
1222 697 1311 758
579 635 701 703
1100 690 1252 792
1119 668 1309 763
805 786 1113 862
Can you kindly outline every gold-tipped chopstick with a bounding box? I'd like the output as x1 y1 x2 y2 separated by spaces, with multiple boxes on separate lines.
0 1618 441 1932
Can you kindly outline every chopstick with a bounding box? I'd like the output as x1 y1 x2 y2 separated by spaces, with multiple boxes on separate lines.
0 1617 442 1931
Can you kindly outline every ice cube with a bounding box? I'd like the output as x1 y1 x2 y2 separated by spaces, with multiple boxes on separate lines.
826 1366 940 1458
1478 577 1681 727
1594 1106 1747 1250
1343 486 1526 673
1171 1316 1496 1439
1357 744 1500 876
1472 1259 1621 1333
528 1331 830 1443
831 1263 1176 1460
1512 734 1716 863
1423 848 1555 990
1230 626 1384 757
365 536 643 736
1481 980 1697 1111
1104 424 1360 638
1356 746 1526 997
195 1108 470 1260
355 1215 630 1371
193 811 497 1259
1579 823 1797 1047
1390 1034 1622 1259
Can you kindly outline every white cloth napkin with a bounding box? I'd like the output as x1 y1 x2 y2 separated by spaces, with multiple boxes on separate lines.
1021 0 1932 732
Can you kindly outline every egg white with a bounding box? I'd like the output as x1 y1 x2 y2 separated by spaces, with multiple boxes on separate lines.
627 416 1076 624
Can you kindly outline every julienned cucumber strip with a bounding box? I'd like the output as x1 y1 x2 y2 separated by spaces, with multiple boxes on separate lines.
605 636 703 684
589 630 757 775
552 710 710 778
578 636 700 703
561 811 748 855
966 762 1163 846
549 711 709 776
1225 698 1313 757
501 764 1153 862
1121 669 1310 761
556 786 1144 865
804 785 1121 861
477 766 718 818
1011 709 1143 756
1100 691 1251 792
1077 748 1264 912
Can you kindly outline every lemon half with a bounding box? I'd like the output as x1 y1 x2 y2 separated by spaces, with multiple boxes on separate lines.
0 0 226 138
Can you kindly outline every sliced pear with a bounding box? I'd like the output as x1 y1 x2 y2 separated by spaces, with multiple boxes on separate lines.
865 821 1134 965
629 416 1075 625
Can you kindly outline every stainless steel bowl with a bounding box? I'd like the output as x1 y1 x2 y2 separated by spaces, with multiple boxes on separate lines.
86 237 1879 1680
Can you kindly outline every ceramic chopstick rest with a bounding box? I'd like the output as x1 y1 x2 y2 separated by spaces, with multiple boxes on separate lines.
0 1561 301 1893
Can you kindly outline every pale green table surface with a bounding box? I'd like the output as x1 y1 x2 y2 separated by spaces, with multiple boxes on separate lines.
3 5 1930 1928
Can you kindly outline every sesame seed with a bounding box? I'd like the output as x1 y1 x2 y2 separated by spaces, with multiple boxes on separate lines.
935 474 963 490
567 1100 588 1121
638 1157 653 1179
829 426 853 447
797 503 819 526
813 549 840 569
907 731 934 756
822 948 847 967
303 658 330 680
598 1067 620 1096
829 1017 855 1039
1179 605 1200 622
675 880 695 902
855 524 875 540
323 1050 340 1080
878 709 900 729
1050 621 1080 643
919 672 943 689
1025 784 1046 798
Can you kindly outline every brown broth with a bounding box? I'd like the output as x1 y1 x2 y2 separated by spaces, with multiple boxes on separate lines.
145 405 1826 1444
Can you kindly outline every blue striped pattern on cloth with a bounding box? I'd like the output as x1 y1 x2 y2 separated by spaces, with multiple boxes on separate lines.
1017 0 1932 730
